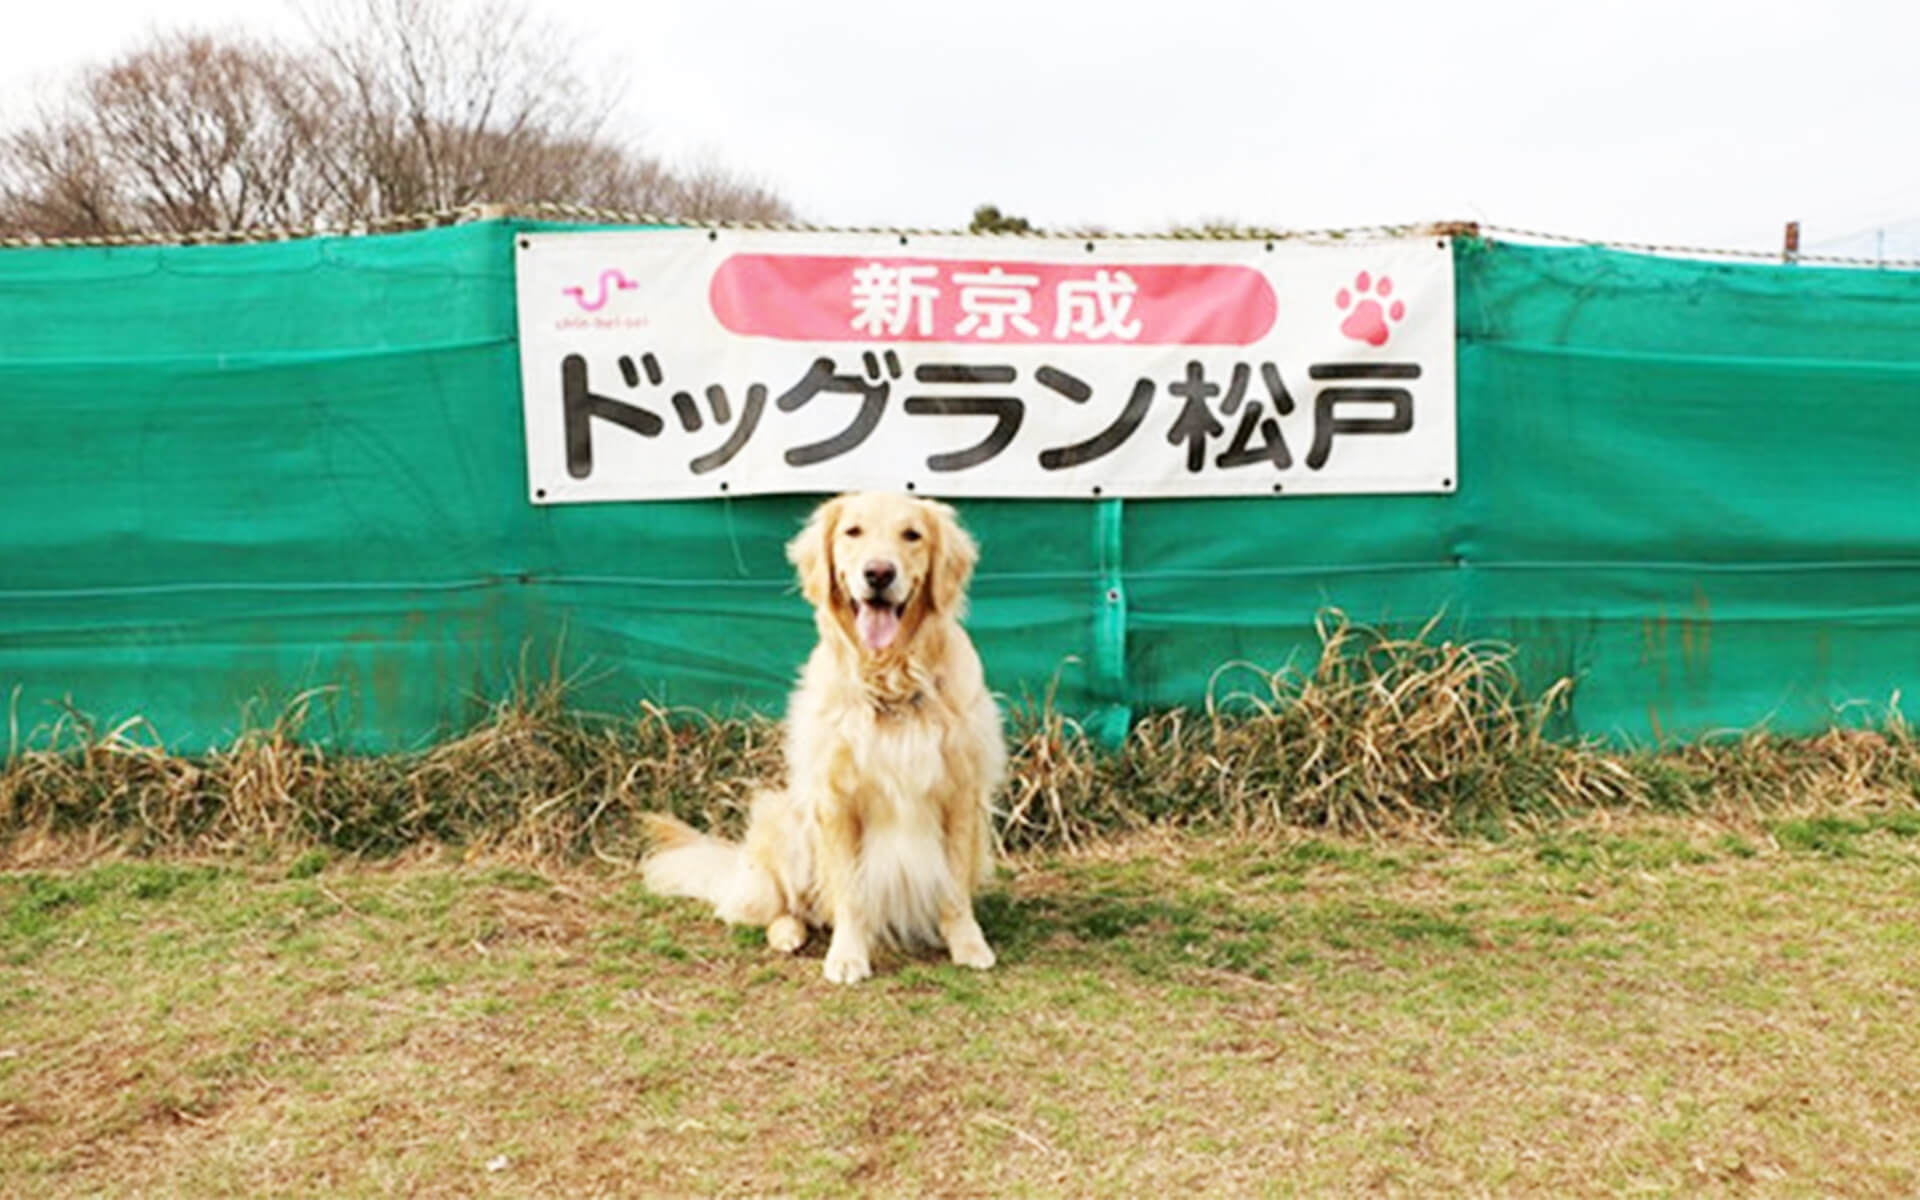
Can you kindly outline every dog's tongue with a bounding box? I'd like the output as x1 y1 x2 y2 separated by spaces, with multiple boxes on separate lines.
856 602 900 651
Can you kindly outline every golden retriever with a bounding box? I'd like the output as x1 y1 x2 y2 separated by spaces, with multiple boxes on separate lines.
640 492 1005 983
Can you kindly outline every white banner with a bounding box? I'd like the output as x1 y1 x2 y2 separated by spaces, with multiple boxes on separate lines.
514 229 1456 502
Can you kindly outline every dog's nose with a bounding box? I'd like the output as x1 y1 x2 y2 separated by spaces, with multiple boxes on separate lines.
863 561 896 593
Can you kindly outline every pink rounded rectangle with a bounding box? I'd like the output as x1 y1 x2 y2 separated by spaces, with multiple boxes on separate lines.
708 254 1276 345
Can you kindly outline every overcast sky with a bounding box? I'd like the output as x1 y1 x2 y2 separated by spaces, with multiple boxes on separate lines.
5 0 1918 257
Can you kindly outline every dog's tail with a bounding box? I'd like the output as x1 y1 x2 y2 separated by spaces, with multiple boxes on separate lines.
640 812 781 926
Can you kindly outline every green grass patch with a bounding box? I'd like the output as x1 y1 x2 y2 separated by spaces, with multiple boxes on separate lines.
1770 810 1920 857
6 820 1920 1195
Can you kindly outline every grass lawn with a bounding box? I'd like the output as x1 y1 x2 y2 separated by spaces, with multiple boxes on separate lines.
5 812 1920 1196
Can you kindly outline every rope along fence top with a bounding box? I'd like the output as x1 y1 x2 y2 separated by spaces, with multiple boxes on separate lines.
3 202 1916 270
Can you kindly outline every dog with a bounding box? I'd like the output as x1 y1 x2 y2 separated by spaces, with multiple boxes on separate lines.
640 492 1006 983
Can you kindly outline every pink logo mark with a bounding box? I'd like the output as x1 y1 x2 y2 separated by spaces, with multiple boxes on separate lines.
562 268 638 312
1335 271 1405 347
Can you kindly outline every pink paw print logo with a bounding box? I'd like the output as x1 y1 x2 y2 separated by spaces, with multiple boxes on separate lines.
1335 271 1405 347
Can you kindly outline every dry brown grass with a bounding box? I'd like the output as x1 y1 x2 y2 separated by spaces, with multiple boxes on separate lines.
5 612 1918 867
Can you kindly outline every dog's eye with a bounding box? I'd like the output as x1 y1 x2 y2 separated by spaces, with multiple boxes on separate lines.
902 528 923 542
842 525 862 538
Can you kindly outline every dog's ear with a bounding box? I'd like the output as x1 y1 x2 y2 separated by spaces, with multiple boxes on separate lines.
925 499 978 617
786 496 841 608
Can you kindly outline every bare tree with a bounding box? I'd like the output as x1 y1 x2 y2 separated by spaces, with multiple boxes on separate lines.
0 0 794 238
1 34 327 236
667 161 795 224
0 118 121 238
99 35 334 230
297 0 612 217
1165 216 1266 237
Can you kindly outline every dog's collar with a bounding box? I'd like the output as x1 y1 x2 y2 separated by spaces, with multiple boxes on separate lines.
871 689 925 718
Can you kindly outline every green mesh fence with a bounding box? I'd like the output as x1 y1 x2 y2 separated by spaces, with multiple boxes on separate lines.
2 221 1917 752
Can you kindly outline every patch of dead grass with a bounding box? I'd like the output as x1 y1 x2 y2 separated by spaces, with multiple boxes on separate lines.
7 612 1918 870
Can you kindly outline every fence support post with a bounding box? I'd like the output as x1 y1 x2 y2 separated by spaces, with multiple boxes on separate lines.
1089 498 1131 749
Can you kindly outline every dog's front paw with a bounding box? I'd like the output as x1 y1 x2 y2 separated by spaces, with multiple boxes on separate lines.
767 916 807 954
822 951 872 984
949 935 996 971
942 910 996 970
